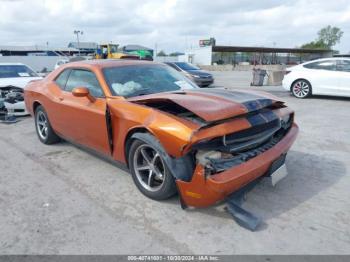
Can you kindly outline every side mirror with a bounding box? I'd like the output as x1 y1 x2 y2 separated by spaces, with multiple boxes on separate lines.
72 87 95 102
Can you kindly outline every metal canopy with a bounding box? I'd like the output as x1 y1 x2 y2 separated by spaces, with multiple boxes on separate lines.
212 45 331 54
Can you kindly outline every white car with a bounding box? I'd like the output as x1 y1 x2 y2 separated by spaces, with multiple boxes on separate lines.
282 58 350 98
0 63 42 116
54 59 69 70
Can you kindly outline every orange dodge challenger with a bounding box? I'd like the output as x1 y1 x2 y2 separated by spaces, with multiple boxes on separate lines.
24 60 298 210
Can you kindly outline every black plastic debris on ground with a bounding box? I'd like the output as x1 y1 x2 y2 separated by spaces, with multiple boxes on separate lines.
225 178 262 231
0 114 19 124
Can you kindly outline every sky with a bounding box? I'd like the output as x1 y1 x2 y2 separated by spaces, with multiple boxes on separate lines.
0 0 349 53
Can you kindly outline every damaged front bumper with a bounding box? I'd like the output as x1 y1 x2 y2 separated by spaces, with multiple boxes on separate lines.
176 123 298 208
3 101 28 116
0 86 28 117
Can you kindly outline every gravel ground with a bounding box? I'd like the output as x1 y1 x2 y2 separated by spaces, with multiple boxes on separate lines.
0 71 349 254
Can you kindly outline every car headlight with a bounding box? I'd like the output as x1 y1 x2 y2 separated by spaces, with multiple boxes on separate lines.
196 150 222 166
281 113 292 129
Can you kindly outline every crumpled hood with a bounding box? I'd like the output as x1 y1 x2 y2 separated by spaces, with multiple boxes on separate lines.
0 77 42 89
128 88 284 122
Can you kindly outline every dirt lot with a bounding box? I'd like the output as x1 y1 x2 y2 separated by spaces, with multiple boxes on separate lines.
1 71 350 254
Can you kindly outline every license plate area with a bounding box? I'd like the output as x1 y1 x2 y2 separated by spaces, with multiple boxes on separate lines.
268 154 288 186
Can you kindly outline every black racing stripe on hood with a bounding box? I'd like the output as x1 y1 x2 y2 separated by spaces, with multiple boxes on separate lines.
242 98 273 112
246 110 279 126
189 88 265 102
189 88 274 112
190 88 275 112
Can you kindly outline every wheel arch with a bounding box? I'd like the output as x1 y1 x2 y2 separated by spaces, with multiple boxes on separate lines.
33 102 60 144
33 101 42 114
124 127 152 168
124 128 195 181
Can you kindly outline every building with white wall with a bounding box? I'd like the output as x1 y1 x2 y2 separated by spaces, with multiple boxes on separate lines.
178 46 212 65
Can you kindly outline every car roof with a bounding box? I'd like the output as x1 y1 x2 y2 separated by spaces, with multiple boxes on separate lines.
65 59 163 69
304 57 350 63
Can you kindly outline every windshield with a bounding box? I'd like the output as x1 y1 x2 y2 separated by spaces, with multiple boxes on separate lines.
109 45 118 53
174 62 200 71
0 65 38 78
103 64 198 97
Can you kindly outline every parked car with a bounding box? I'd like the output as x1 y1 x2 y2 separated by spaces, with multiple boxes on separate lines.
165 62 214 87
54 56 88 70
24 60 298 211
54 59 69 70
282 58 350 98
0 63 42 116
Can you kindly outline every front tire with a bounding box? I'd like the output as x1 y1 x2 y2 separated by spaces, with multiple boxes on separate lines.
34 105 60 144
128 134 177 200
291 79 312 98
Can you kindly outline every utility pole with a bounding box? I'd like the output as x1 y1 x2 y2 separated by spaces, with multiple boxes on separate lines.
154 43 158 60
73 30 83 56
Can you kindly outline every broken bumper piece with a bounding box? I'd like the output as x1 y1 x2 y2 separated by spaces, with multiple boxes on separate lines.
176 123 298 208
0 114 18 124
4 101 28 116
225 178 262 231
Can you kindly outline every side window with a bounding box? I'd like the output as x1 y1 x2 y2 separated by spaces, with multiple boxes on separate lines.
336 60 350 72
303 62 317 69
65 69 104 97
54 69 71 89
303 60 336 71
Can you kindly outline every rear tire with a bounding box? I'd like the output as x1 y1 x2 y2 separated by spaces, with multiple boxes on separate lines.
34 105 60 144
291 79 312 98
128 134 177 200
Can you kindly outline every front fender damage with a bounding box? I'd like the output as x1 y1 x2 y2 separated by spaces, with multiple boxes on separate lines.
126 89 298 230
130 132 194 182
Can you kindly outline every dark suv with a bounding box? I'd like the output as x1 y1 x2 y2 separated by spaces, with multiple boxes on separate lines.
165 62 214 87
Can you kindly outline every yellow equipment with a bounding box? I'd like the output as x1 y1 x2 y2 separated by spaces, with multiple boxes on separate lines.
94 44 139 60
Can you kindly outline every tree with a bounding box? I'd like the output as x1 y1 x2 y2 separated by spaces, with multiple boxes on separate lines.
157 50 167 56
301 40 328 49
317 25 343 48
169 52 182 56
301 25 343 50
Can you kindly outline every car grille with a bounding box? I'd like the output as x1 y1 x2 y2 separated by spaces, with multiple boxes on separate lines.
208 129 288 172
192 111 293 173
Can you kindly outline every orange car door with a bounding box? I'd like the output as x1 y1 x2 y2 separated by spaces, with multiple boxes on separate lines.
45 68 72 136
58 69 111 155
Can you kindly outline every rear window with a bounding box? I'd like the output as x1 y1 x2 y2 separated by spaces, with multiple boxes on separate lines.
336 60 350 72
165 63 181 71
174 62 200 70
55 69 71 89
0 65 38 78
